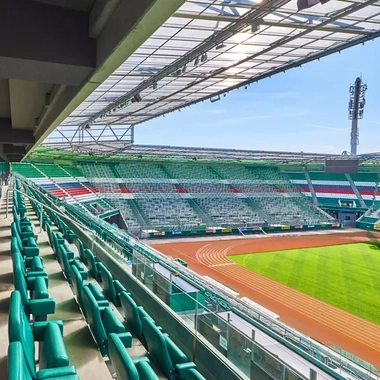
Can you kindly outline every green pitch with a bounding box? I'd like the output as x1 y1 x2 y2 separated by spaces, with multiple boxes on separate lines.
228 243 380 325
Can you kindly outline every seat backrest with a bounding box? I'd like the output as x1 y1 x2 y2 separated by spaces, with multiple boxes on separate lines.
165 335 188 366
58 245 71 280
108 333 140 380
8 291 36 378
41 322 70 369
52 232 64 255
70 265 83 299
11 222 20 240
141 317 173 379
12 254 29 306
8 341 33 380
120 291 141 336
11 237 23 263
97 262 116 303
135 360 160 380
187 368 206 380
46 224 53 246
81 286 106 349
85 249 99 279
76 238 86 262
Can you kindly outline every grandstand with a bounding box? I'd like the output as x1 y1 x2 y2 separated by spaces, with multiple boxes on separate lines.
7 155 380 380
12 160 336 235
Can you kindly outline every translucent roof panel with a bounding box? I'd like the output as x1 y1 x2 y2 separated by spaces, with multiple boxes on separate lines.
54 0 380 136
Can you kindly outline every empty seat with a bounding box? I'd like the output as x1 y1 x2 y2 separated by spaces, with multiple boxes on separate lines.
141 317 196 380
11 223 39 261
75 238 87 264
70 265 108 317
8 291 75 378
57 245 87 284
108 333 159 380
85 249 101 281
12 252 55 320
81 286 131 356
120 291 153 350
97 262 125 306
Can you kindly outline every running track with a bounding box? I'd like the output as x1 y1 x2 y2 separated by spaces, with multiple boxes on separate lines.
152 230 380 368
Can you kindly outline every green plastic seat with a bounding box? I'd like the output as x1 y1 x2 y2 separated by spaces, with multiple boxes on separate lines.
12 253 55 319
108 333 159 380
85 249 101 281
120 291 153 350
141 317 196 380
187 369 206 380
97 262 122 306
70 265 108 317
8 341 79 380
81 286 131 356
75 238 87 263
57 245 87 284
11 236 44 270
11 223 39 258
8 291 70 377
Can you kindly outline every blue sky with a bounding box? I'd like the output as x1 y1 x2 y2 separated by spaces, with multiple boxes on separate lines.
135 38 380 155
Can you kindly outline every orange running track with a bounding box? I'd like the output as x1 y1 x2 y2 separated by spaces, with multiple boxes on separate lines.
152 231 380 369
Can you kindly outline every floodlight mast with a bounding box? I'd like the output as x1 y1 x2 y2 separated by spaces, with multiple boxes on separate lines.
348 77 367 155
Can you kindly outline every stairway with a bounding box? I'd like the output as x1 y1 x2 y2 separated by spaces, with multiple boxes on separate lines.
345 174 366 208
59 165 96 197
303 169 318 206
31 164 71 199
242 198 269 222
110 164 121 178
186 198 215 226
125 199 152 229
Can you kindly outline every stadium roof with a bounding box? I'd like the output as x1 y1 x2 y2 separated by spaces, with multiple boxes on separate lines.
29 144 380 165
44 0 380 154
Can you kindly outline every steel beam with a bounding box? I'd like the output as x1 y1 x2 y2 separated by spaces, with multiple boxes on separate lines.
0 127 34 144
3 145 26 155
29 0 185 155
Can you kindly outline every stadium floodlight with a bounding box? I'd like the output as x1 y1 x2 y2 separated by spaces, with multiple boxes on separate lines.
348 77 367 155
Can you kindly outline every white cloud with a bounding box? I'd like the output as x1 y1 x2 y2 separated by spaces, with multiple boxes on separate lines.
304 123 348 132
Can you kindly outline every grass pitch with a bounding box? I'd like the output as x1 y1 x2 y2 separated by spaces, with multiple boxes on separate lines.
228 243 380 325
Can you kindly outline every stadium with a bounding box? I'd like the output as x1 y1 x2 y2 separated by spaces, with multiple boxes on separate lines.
2 1 380 380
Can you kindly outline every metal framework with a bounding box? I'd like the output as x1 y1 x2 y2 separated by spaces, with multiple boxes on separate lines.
41 0 380 153
29 143 366 163
43 124 134 154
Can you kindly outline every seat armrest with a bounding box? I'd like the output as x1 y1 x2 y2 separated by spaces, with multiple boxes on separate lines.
30 256 44 272
32 276 49 299
97 300 109 308
115 332 133 348
29 298 56 318
33 320 63 341
175 362 197 379
87 282 107 301
26 270 48 278
37 366 77 380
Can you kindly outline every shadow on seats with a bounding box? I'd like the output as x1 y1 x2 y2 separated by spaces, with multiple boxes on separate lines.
55 298 82 317
0 272 14 286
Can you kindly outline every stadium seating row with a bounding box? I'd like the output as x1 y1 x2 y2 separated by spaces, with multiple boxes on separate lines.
8 183 80 380
22 181 206 380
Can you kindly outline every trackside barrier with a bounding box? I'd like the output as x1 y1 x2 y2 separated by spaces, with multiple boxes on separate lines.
147 224 342 239
13 174 380 380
